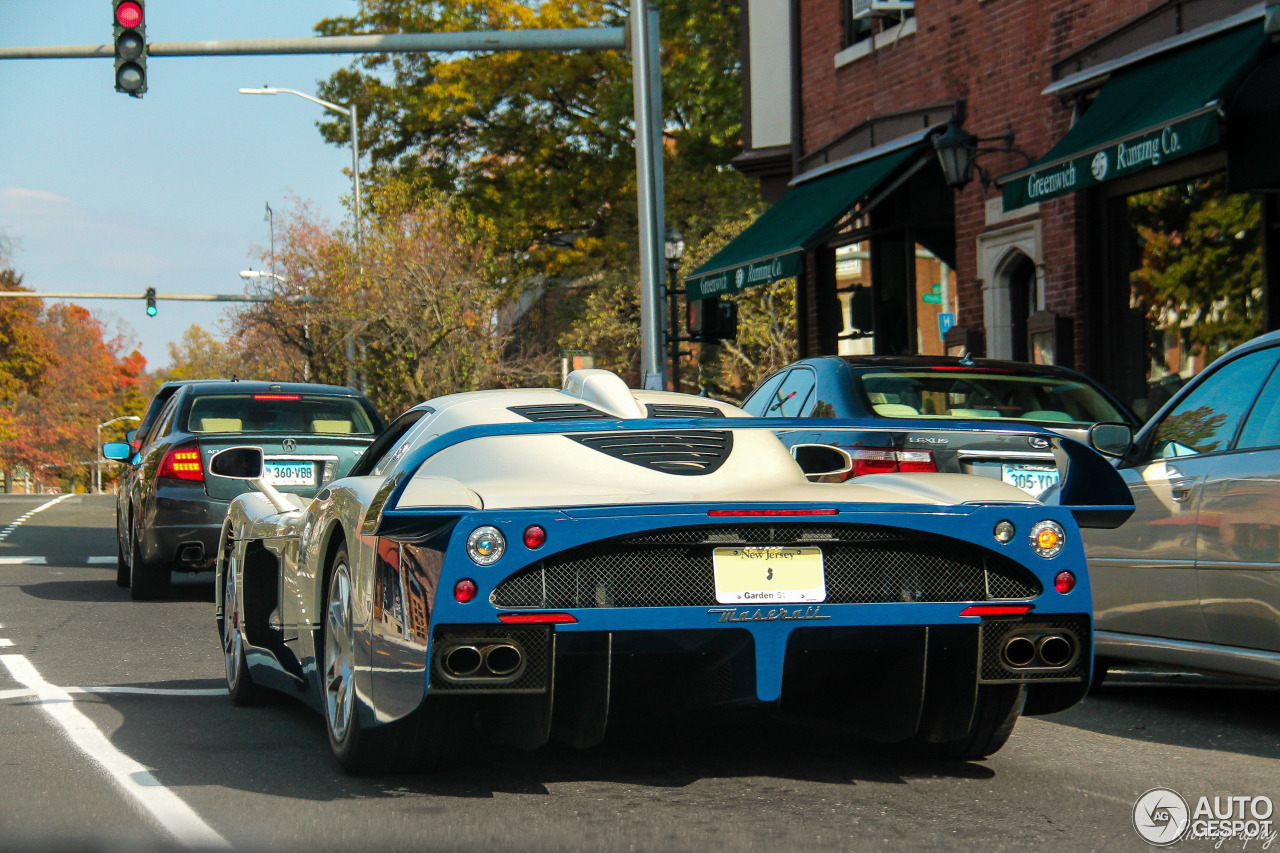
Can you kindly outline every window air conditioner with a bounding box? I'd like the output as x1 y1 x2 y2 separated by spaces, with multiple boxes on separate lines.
852 0 915 20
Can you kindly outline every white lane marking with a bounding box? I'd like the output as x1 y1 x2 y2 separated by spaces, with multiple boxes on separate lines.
0 654 232 850
0 639 12 647
0 494 74 543
0 556 115 565
0 685 227 701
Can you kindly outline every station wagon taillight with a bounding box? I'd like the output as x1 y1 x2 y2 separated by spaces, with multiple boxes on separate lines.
158 445 204 481
848 448 937 479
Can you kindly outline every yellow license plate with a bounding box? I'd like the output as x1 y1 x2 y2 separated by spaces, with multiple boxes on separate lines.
712 547 826 605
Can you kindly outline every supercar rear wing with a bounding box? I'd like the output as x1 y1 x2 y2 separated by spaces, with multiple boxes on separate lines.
363 417 1135 536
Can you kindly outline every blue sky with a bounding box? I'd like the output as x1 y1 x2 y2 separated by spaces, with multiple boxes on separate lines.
0 1 361 371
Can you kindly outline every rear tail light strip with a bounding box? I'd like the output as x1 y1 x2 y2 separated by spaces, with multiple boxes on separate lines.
158 445 204 482
848 448 937 478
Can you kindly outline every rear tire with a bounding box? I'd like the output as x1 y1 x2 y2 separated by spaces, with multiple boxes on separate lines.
129 530 170 601
322 544 447 774
115 517 129 588
223 557 269 705
905 684 1025 760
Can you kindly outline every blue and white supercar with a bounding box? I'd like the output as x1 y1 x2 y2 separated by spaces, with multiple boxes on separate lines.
213 370 1134 773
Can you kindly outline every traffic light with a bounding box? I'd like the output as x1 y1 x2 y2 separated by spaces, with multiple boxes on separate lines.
145 287 157 316
687 296 738 344
113 0 147 97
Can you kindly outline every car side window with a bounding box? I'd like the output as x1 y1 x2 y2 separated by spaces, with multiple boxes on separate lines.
349 409 430 478
1233 347 1280 451
152 394 183 442
1147 348 1280 460
768 368 817 417
742 370 788 417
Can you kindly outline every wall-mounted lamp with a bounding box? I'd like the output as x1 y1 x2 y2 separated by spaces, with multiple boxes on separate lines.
932 114 1030 190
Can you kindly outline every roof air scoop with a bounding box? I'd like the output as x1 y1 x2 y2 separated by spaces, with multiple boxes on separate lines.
562 369 646 419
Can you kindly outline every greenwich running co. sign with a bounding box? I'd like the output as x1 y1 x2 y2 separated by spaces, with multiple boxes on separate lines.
685 253 802 301
1000 105 1221 211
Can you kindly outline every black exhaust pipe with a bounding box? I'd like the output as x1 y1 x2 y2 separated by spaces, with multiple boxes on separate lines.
1037 634 1074 667
1002 635 1037 668
442 645 482 677
483 643 522 676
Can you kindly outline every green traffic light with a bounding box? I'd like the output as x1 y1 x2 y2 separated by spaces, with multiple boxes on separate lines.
144 286 156 316
146 304 157 317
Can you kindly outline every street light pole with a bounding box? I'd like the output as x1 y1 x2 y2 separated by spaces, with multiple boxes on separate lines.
240 87 362 388
664 226 685 394
96 415 141 494
239 88 362 249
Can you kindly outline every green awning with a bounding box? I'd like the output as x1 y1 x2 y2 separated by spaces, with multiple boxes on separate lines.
685 143 922 300
1000 24 1270 211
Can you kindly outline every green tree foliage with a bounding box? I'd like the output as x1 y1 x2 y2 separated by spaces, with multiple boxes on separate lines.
315 0 755 275
1129 175 1263 368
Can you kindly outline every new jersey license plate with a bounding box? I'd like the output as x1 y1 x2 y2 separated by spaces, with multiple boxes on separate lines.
264 460 318 486
1001 463 1059 498
712 546 826 605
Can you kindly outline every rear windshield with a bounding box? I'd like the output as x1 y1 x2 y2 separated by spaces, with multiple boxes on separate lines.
185 394 378 435
856 370 1126 425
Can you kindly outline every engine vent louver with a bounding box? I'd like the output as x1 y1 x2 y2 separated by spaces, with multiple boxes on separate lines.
570 430 732 475
645 403 723 419
508 403 611 422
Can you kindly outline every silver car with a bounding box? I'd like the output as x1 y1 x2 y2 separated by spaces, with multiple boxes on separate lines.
1087 330 1280 685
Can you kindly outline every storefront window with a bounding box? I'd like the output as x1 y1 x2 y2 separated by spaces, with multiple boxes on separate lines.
835 241 956 357
1127 174 1262 415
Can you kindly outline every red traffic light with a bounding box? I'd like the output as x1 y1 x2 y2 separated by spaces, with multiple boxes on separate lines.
115 1 143 28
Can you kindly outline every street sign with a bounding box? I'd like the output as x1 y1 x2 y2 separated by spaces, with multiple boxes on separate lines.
938 312 956 336
922 293 942 305
930 283 942 294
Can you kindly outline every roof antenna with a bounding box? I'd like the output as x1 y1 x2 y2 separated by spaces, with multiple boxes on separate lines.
958 350 975 366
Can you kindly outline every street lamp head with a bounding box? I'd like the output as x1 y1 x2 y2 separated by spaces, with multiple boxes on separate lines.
239 87 279 95
664 225 685 262
933 114 979 189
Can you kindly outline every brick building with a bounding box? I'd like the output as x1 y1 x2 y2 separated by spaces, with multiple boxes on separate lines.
688 0 1280 417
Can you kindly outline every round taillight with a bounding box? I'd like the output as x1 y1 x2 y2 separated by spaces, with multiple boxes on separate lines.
523 525 546 549
1029 520 1065 558
1053 570 1076 594
453 579 477 603
466 525 505 565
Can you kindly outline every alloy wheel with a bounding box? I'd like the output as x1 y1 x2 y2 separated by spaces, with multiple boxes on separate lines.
324 562 355 743
222 558 241 688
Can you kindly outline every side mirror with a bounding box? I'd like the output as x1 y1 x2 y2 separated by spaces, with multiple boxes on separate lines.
101 442 132 461
791 444 852 480
1089 422 1133 458
210 446 265 480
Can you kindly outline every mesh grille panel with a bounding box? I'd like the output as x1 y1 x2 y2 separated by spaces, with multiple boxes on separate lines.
979 617 1090 683
429 626 550 693
490 524 1041 608
571 431 732 475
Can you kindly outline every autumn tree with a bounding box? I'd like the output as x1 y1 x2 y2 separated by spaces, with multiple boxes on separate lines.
2 305 128 491
231 183 550 416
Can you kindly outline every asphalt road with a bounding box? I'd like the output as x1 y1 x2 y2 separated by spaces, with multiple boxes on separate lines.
1 493 1278 852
